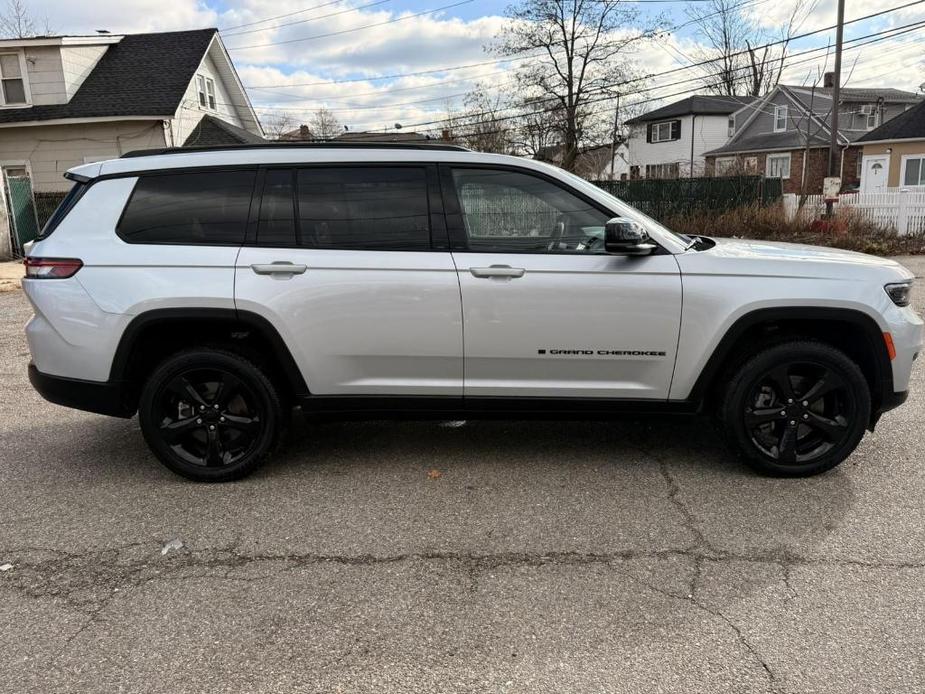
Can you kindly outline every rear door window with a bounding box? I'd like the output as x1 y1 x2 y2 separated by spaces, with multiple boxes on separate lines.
296 167 431 250
119 170 256 245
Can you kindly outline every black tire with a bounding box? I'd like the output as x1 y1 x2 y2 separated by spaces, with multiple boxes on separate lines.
720 340 871 477
138 348 283 482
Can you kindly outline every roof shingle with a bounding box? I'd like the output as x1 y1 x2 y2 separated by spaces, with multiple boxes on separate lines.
624 95 756 124
856 99 925 143
0 29 217 125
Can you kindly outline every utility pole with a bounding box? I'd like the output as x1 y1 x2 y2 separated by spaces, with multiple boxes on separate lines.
825 0 845 217
609 95 620 181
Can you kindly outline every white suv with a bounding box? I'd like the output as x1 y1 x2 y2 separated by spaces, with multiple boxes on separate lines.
22 143 922 481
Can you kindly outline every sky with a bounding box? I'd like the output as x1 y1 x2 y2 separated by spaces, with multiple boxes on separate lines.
22 0 925 134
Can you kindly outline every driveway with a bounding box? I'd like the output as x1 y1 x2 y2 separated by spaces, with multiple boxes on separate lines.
1 258 924 693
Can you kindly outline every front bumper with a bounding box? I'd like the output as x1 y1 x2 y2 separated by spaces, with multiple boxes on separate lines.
28 364 135 418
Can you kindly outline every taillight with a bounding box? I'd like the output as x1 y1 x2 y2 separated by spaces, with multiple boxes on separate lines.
23 257 83 279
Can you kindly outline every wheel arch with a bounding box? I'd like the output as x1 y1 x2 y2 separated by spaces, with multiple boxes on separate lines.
109 308 308 407
689 306 893 418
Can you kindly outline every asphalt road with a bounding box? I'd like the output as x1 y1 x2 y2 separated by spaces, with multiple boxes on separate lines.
2 259 924 693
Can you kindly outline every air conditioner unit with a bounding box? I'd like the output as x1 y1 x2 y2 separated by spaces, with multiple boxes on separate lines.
860 104 875 115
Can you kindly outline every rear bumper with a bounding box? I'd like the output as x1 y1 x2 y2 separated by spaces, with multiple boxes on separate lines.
28 363 135 418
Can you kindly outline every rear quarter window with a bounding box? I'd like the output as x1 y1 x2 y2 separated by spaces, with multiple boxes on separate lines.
36 181 87 240
118 170 256 245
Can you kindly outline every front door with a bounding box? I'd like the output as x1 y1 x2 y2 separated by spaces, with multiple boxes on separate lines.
861 155 889 192
443 166 682 400
235 165 463 396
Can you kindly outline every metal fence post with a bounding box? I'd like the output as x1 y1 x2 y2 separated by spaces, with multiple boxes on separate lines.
0 181 11 261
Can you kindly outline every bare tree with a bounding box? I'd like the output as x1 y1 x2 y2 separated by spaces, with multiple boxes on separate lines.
262 113 299 141
310 107 341 141
492 0 645 171
686 0 814 97
446 87 516 154
514 96 564 157
0 0 52 38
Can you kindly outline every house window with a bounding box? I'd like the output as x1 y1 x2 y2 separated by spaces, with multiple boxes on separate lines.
766 153 791 179
727 116 735 138
645 162 680 179
773 105 788 133
197 75 216 110
649 120 680 143
861 104 879 130
0 53 27 105
903 157 925 187
715 157 736 175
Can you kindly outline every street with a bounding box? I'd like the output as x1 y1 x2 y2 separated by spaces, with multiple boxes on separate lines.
1 260 924 694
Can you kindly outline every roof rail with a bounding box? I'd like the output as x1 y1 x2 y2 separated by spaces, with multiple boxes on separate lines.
121 141 471 158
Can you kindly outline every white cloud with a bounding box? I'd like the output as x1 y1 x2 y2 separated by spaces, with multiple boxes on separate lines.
19 0 925 133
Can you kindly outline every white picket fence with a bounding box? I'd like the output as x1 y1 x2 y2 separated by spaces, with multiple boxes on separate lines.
782 188 925 235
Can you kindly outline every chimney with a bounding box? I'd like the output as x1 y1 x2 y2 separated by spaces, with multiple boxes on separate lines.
823 71 835 88
299 124 310 139
441 128 451 141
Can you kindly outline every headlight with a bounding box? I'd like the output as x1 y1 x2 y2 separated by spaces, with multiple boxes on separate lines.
885 281 913 307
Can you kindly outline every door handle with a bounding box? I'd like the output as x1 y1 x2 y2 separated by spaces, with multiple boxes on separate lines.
470 265 525 279
251 262 307 276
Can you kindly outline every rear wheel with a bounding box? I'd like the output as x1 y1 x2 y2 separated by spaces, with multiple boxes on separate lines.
139 348 282 482
720 341 871 477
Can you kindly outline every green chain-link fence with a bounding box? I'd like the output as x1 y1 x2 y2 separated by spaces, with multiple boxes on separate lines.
34 191 68 229
591 175 782 222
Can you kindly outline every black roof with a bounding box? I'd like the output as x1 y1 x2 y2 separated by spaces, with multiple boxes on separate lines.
856 100 925 143
0 29 217 124
625 95 756 124
183 115 265 147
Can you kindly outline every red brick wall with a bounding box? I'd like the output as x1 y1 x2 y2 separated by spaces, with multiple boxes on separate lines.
705 146 862 194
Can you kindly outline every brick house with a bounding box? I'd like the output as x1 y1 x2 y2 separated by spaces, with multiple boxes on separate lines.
703 81 920 194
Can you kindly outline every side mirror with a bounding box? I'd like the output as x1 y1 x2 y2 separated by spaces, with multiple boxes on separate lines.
605 218 656 256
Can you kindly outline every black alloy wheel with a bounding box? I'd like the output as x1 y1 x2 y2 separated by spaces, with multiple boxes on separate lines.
722 341 871 477
139 349 282 482
744 361 853 465
157 369 262 468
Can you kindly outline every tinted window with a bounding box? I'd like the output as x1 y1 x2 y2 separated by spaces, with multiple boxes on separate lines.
297 167 430 250
451 168 610 253
258 169 296 246
37 181 86 239
119 170 255 245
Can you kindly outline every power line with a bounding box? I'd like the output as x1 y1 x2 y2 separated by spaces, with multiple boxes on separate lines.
237 19 923 124
241 0 771 87
360 15 925 134
220 0 394 38
219 0 347 32
227 0 477 50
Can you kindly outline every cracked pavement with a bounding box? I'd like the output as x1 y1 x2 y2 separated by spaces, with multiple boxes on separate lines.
2 259 925 693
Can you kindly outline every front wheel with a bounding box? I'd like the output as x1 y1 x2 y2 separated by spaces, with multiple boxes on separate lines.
138 348 283 482
720 341 871 477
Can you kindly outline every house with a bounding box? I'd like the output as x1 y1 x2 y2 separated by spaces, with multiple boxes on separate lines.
855 98 925 191
535 141 629 180
624 95 756 179
336 131 436 143
703 80 921 194
0 28 264 256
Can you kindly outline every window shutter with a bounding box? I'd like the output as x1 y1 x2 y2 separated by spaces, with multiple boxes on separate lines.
671 120 681 140
646 124 653 143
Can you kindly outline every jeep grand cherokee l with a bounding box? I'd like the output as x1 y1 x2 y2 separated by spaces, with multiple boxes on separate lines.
22 143 923 481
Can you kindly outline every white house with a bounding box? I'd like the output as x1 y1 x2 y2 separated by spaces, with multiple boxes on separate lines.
625 95 755 179
0 29 264 257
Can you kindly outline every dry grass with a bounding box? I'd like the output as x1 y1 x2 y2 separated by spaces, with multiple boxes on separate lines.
663 203 925 256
